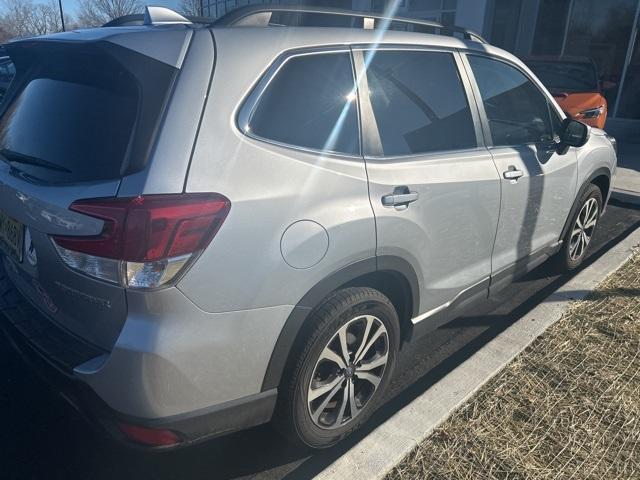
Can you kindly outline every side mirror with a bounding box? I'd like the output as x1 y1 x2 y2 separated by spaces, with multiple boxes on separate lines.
558 118 589 153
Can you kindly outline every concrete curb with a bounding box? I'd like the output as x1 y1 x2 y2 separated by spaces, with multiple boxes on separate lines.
314 225 640 480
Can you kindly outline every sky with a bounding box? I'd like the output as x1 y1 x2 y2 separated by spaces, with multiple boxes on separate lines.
62 0 181 17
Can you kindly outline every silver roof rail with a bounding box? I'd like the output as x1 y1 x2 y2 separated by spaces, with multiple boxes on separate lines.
213 5 487 43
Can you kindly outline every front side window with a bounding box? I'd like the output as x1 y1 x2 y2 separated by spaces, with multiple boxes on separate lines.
365 50 477 156
468 55 556 147
246 52 359 155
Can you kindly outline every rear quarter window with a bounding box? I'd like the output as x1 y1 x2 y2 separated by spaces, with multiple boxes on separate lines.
242 51 360 156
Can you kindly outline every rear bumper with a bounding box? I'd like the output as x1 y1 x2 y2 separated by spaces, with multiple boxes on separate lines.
0 261 279 449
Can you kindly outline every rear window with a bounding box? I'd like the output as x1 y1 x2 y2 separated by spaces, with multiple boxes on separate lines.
0 42 177 184
0 77 137 183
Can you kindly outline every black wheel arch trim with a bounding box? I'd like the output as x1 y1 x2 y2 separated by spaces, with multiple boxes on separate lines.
560 167 611 242
260 255 420 391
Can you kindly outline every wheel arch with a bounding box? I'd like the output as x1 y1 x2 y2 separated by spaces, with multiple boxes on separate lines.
260 256 419 391
560 166 611 242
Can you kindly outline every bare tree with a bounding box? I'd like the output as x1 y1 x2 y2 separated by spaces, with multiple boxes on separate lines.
0 23 10 43
179 0 201 17
28 1 64 35
77 0 142 27
0 0 65 39
1 0 35 38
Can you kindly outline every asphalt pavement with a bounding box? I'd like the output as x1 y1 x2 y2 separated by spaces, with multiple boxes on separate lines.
1 193 639 480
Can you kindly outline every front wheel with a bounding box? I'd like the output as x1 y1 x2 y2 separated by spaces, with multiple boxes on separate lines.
273 287 400 448
557 184 603 271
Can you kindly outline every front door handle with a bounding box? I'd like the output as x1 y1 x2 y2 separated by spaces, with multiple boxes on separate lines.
382 187 419 208
503 167 524 181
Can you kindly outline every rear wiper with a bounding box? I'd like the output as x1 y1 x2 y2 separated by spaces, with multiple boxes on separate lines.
0 148 71 173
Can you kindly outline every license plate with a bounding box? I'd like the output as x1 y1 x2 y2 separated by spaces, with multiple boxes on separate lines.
0 210 24 262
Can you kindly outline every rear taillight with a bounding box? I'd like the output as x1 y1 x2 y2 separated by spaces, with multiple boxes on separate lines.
52 194 230 289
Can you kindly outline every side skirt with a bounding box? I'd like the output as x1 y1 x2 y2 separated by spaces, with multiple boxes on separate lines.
408 277 490 341
408 241 562 343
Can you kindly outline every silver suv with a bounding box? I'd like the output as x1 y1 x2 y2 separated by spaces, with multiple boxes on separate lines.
0 6 617 449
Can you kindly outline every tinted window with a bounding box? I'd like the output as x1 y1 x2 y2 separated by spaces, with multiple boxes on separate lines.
0 78 137 183
365 51 477 156
248 52 359 155
468 55 555 146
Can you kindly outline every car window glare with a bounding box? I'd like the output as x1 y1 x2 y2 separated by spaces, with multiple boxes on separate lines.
365 50 477 157
247 52 360 156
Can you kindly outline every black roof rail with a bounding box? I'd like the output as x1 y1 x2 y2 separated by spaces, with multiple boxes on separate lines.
212 5 487 43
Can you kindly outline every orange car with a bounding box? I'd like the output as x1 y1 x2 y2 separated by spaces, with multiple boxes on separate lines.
523 56 608 129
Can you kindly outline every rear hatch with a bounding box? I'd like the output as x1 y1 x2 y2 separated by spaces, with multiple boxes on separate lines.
0 31 182 352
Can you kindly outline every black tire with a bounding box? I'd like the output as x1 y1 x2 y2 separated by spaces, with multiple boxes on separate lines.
273 287 400 449
556 184 603 271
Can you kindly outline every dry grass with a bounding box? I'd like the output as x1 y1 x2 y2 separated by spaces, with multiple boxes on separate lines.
387 251 640 480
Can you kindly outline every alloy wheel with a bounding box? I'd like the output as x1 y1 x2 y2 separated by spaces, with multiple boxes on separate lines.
307 315 389 430
569 197 599 261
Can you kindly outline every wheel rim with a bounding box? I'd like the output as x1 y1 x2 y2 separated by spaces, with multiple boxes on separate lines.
307 315 389 430
569 197 599 261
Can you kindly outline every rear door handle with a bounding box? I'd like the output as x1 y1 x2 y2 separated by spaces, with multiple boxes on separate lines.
382 188 419 208
503 168 524 181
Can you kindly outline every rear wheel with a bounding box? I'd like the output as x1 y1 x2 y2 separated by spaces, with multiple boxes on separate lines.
557 184 603 271
274 287 399 448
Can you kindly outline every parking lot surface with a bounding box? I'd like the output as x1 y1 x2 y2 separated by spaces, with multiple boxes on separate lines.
1 194 639 480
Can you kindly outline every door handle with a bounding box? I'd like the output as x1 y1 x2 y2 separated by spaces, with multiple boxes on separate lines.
382 188 419 208
503 167 524 181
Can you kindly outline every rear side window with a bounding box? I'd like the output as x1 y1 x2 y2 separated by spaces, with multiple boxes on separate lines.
246 52 360 155
467 55 556 146
364 50 477 156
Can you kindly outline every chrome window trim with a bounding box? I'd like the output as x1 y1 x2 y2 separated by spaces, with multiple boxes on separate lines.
364 146 491 163
236 46 363 159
